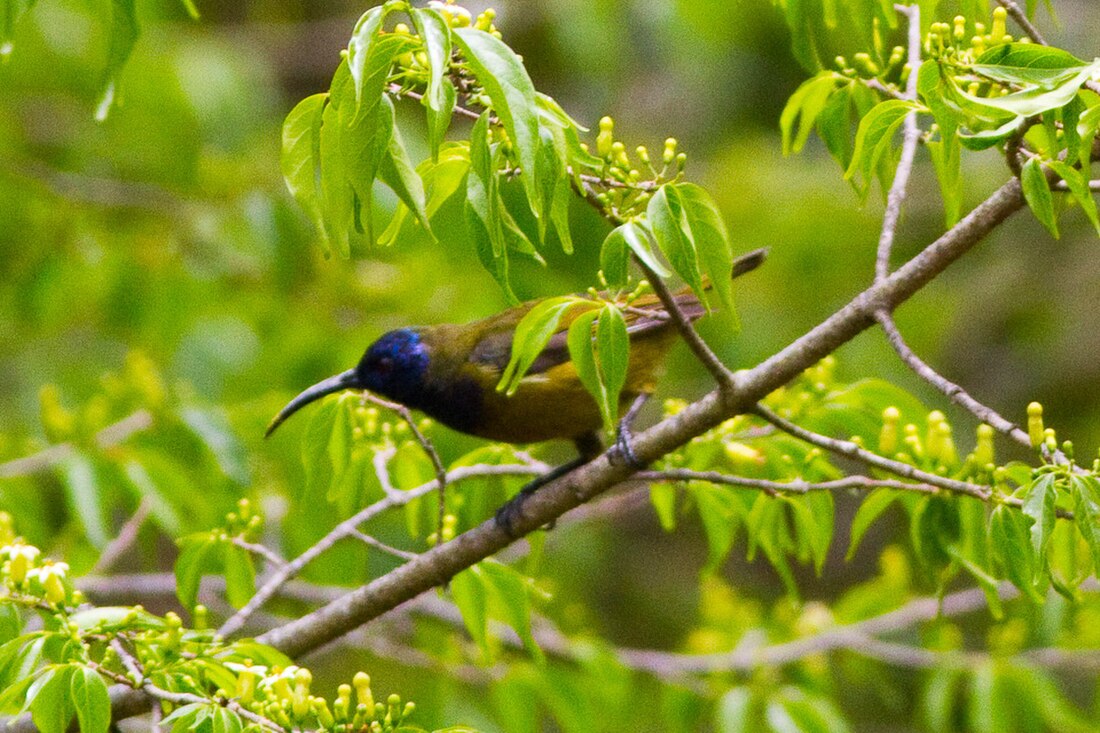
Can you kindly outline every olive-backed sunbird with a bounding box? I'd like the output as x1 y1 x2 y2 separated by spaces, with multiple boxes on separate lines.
266 249 767 458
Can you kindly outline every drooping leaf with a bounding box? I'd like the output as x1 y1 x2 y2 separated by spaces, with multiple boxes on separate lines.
847 489 899 560
95 0 140 121
1020 157 1058 238
223 544 256 609
497 296 586 395
1021 473 1058 562
675 183 737 321
174 533 219 610
410 7 455 160
646 186 705 303
780 72 843 154
990 504 1044 602
1047 160 1100 235
377 97 431 234
595 303 630 429
844 99 922 195
59 454 108 549
480 560 543 662
180 406 250 485
454 27 542 223
280 93 327 241
450 568 491 662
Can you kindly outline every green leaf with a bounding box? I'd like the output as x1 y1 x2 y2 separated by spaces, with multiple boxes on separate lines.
70 667 110 733
599 225 630 288
346 2 401 109
121 459 181 536
378 98 431 234
780 72 843 154
378 143 470 247
29 666 74 733
480 561 543 662
174 533 218 610
318 90 354 257
927 126 962 227
972 43 1089 85
210 706 243 733
280 93 327 239
0 0 37 56
60 454 108 549
223 544 256 609
844 99 922 195
675 183 737 321
847 489 898 560
466 113 516 299
649 482 677 531
410 7 454 160
336 36 407 243
608 221 671 285
95 0 139 121
450 568 491 662
567 309 604 426
454 27 542 223
646 186 705 303
180 406 250 485
497 296 585 395
1021 157 1058 238
960 56 1100 118
595 304 629 429
1021 473 1058 561
990 504 1044 602
1070 475 1100 573
716 688 753 733
691 484 740 571
1047 160 1100 235
924 665 964 732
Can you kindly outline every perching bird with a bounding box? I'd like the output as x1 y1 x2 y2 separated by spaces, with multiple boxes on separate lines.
267 247 767 529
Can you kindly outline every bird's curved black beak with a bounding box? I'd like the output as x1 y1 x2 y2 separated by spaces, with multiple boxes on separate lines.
265 369 360 438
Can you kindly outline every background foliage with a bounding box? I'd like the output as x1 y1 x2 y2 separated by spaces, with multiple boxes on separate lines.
3 0 1100 731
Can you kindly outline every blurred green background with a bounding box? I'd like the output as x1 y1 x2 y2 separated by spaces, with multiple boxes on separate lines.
3 0 1100 729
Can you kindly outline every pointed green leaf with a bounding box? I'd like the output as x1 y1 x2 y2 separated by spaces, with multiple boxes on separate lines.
95 0 139 121
70 667 110 733
450 568 491 662
497 296 585 395
780 72 843 155
223 544 256 609
280 93 327 239
174 533 218 610
844 99 922 195
990 504 1044 602
595 303 629 429
674 183 737 321
454 27 542 222
1047 160 1100 235
847 489 898 560
1021 473 1058 560
646 185 705 303
567 309 605 423
1021 157 1059 238
480 560 542 662
60 454 108 549
410 7 454 160
378 99 431 234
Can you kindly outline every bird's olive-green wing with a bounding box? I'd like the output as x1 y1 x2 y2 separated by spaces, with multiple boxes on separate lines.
466 294 704 377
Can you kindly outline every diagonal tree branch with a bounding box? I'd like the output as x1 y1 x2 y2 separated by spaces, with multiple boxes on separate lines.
255 177 1025 659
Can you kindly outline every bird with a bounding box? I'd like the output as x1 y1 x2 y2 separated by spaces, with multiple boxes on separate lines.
266 247 767 531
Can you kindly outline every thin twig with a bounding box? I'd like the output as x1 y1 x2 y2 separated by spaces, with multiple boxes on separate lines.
633 255 738 393
637 469 939 496
217 463 542 637
359 392 450 549
91 499 152 575
371 445 402 500
347 529 419 561
877 314 1031 447
0 410 152 479
753 403 991 500
875 3 922 283
231 537 288 569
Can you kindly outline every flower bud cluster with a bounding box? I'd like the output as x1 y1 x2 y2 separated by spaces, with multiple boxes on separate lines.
925 7 1021 65
585 115 687 221
0 537 73 606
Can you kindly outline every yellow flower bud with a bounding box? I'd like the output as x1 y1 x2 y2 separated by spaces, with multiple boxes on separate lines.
974 424 995 467
879 406 900 456
991 7 1007 41
354 671 374 711
1027 402 1044 448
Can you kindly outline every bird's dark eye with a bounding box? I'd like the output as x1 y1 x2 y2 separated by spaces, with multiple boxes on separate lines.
377 356 394 373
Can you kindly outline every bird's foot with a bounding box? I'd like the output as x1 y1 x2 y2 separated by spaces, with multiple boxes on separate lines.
608 395 649 470
494 457 585 537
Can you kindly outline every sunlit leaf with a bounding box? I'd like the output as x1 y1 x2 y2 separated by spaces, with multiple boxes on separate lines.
1021 157 1058 238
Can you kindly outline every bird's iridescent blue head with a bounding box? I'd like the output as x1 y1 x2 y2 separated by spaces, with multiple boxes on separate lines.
264 328 429 438
354 328 429 403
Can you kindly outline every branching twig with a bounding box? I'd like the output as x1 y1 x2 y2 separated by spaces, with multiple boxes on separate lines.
876 314 1032 447
637 469 939 496
359 392 451 553
217 463 542 637
875 3 921 283
752 403 991 500
231 537 288 569
0 410 152 479
347 529 419 561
